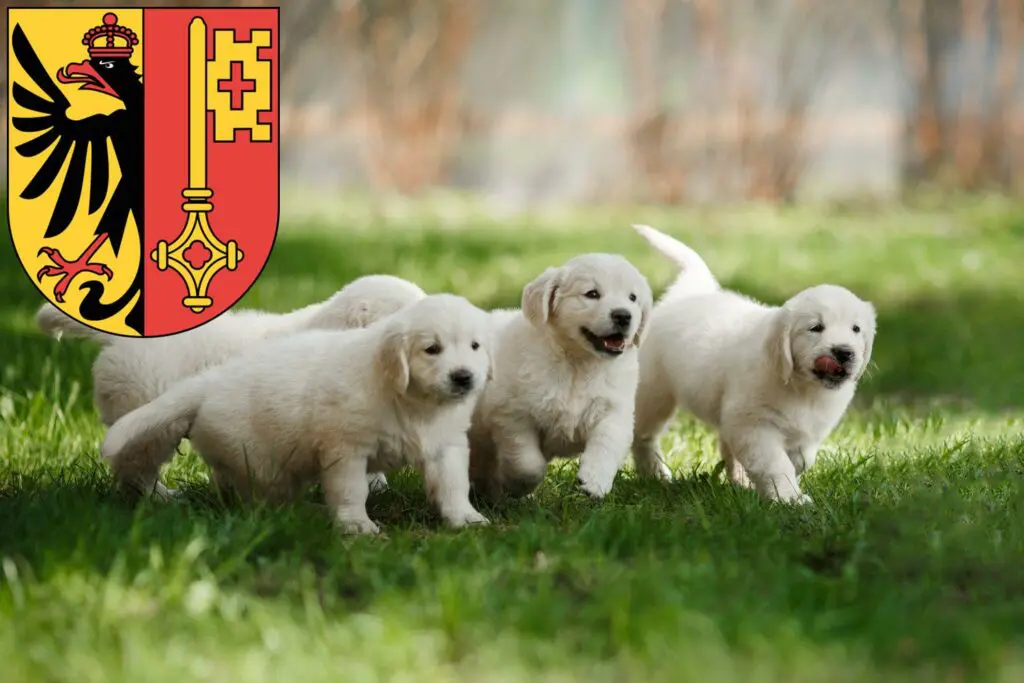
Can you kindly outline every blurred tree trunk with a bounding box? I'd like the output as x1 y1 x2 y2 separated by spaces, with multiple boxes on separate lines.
898 0 945 186
693 0 728 197
339 0 476 195
623 0 684 203
748 4 810 203
989 0 1022 191
744 0 835 204
732 51 759 200
273 0 337 81
953 0 988 189
897 0 1022 194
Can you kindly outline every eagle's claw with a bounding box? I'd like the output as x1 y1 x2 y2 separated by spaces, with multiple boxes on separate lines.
35 240 113 304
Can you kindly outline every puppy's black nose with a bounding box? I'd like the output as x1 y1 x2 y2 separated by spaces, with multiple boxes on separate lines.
610 308 632 328
831 345 855 364
449 368 474 390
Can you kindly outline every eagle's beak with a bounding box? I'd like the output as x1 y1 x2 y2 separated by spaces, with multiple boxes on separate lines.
56 61 118 98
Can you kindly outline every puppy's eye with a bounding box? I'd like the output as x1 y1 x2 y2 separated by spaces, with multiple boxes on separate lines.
809 323 825 333
425 344 442 355
852 325 861 333
471 341 480 351
629 293 637 302
585 289 601 299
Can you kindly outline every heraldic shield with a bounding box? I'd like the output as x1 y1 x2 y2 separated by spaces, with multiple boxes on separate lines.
6 7 279 337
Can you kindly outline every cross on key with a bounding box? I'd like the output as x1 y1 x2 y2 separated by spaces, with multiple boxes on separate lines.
217 60 257 111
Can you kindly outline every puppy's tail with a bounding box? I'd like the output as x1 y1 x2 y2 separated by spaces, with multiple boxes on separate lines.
631 224 719 299
36 303 115 344
101 377 204 464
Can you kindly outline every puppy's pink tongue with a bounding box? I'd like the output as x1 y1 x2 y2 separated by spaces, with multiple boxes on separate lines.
603 336 625 351
814 355 842 374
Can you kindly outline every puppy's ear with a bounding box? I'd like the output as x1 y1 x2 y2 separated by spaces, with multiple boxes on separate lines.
632 282 655 348
855 302 877 381
376 327 410 394
767 309 795 384
521 267 562 327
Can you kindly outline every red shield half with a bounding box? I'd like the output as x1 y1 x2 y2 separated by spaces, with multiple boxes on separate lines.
143 7 279 336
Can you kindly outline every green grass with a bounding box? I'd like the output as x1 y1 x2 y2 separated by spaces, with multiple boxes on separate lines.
3 195 1024 682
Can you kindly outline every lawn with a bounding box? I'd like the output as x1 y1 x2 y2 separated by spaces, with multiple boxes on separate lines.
2 195 1024 682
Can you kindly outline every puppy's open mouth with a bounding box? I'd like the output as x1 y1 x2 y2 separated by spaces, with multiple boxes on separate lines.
812 355 849 387
581 328 627 356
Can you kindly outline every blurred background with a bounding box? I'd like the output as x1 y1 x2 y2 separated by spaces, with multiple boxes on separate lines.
3 0 1023 208
3 6 1024 678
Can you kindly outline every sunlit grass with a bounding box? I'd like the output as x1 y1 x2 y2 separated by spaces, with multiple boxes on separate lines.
2 198 1023 682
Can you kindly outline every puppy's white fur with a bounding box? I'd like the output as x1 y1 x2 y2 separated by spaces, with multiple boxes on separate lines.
468 253 654 500
100 294 494 534
630 224 877 503
37 274 425 497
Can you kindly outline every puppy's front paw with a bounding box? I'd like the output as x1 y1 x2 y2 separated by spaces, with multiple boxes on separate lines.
753 473 808 505
501 472 544 499
367 471 389 494
151 483 181 502
443 507 490 529
643 460 674 482
767 490 813 506
730 470 755 490
576 472 613 499
337 516 381 535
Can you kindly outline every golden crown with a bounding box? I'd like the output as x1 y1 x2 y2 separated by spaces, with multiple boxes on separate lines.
82 12 138 59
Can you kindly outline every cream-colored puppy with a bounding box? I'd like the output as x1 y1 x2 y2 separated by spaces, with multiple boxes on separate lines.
630 224 877 503
37 274 425 498
100 294 494 534
468 254 654 500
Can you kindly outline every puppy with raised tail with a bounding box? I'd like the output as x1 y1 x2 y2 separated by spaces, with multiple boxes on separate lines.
629 224 877 503
100 294 494 534
468 253 654 500
37 273 425 498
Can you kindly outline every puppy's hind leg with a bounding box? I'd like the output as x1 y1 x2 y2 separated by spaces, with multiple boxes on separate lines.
95 375 179 500
467 423 503 502
494 427 548 498
320 448 379 535
106 431 180 503
101 377 204 502
719 440 753 489
422 438 489 529
209 466 251 505
631 382 676 481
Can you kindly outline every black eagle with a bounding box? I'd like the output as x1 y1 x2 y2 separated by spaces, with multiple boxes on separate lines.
11 18 144 334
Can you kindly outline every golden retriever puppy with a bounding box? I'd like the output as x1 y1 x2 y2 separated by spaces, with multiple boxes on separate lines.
468 253 654 500
100 294 495 534
37 274 425 498
630 224 877 503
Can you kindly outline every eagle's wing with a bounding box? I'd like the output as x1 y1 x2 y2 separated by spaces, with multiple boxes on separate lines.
10 23 114 239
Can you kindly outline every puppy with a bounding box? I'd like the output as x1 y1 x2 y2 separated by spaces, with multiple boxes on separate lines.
100 294 494 534
630 224 877 503
37 274 425 498
468 253 654 500
302 274 427 330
